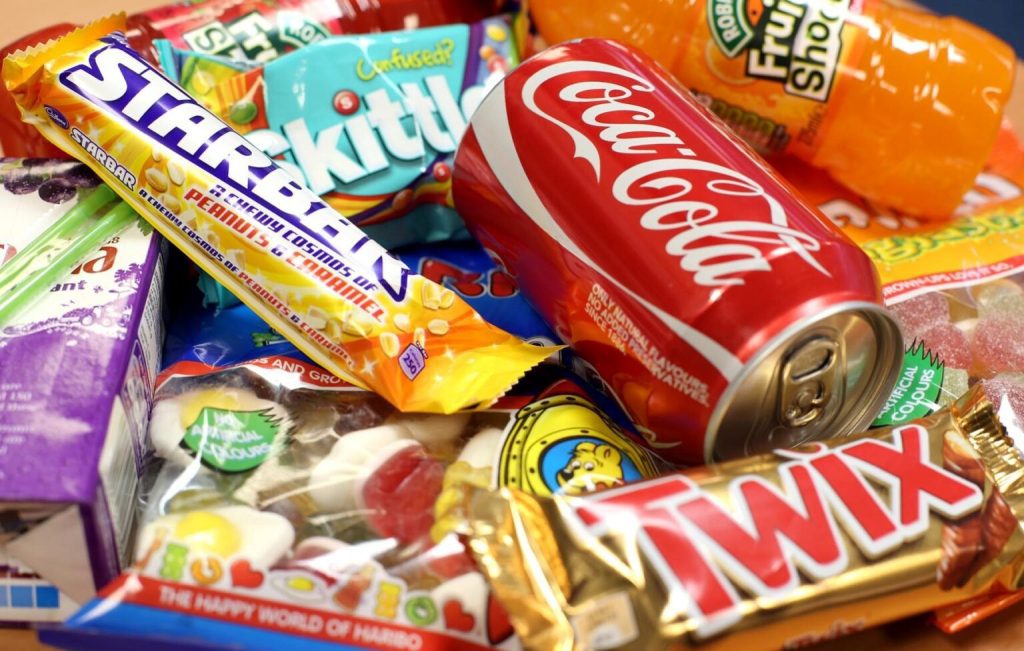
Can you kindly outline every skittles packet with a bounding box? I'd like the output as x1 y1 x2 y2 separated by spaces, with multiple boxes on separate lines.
3 16 554 415
156 15 518 249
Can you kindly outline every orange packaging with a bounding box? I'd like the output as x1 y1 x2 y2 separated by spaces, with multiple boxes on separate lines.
774 121 1024 237
526 0 1017 219
3 16 555 414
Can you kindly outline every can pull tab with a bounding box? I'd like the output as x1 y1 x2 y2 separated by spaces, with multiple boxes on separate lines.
779 337 839 428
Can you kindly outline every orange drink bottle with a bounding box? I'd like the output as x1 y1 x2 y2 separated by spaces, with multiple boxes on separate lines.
527 0 1016 219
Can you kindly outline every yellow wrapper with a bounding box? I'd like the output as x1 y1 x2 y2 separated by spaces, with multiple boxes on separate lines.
3 16 555 413
455 384 1024 649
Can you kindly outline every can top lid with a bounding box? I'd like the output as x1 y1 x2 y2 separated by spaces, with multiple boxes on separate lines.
707 302 903 462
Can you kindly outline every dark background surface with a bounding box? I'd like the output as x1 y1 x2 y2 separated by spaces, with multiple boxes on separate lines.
918 0 1024 56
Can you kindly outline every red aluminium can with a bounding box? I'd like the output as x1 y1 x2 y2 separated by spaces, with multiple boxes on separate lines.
453 39 903 465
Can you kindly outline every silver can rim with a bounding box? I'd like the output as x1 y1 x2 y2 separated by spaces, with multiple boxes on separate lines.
703 300 904 463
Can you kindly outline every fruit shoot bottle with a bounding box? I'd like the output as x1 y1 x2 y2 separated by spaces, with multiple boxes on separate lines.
527 0 1017 219
0 0 494 157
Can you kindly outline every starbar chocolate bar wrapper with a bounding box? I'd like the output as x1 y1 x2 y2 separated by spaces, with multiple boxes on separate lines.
2 16 555 415
454 383 1024 650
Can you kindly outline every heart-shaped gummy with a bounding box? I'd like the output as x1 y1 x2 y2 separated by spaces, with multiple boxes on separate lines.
229 559 264 589
442 598 476 632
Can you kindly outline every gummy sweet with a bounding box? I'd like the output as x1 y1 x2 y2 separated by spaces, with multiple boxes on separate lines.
890 292 951 338
917 323 971 369
973 317 1024 375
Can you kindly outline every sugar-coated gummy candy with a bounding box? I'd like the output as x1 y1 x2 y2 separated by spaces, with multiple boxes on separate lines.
974 282 1024 319
992 372 1024 384
890 292 950 338
980 377 1024 426
954 317 978 342
972 316 1024 374
918 323 972 369
359 440 445 546
938 368 969 406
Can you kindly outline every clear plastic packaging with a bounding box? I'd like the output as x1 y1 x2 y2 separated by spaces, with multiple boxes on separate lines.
43 291 662 648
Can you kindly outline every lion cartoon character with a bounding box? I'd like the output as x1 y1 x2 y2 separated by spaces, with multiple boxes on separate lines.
556 441 625 495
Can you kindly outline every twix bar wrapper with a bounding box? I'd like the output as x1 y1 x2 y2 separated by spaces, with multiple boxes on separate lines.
2 16 555 413
455 383 1024 650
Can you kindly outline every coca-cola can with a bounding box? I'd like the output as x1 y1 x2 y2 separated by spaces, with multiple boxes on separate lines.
452 39 903 465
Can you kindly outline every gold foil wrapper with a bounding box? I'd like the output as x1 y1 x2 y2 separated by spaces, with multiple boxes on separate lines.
456 385 1024 649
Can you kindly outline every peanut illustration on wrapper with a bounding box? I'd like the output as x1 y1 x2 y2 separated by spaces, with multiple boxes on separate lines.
2 15 555 415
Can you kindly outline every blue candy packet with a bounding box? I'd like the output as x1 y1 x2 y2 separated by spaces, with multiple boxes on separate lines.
155 15 518 251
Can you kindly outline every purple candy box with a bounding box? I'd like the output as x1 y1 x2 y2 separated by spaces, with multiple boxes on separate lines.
0 161 163 624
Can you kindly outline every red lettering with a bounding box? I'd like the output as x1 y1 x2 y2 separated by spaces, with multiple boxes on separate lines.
419 258 485 297
72 245 117 274
489 268 517 298
677 464 842 590
575 477 741 635
842 426 982 533
569 429 984 641
810 453 900 556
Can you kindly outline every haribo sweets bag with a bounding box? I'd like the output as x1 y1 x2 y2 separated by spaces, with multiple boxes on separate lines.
42 291 663 650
